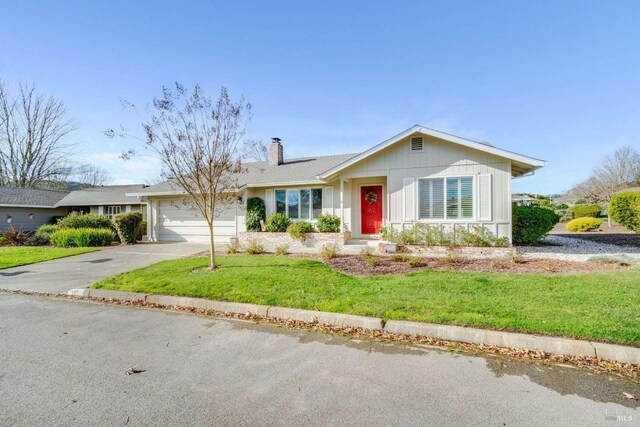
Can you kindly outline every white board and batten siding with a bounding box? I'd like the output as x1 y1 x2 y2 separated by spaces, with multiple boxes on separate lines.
151 197 238 243
339 132 513 241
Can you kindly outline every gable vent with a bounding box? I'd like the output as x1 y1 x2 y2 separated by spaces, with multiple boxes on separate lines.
410 137 424 152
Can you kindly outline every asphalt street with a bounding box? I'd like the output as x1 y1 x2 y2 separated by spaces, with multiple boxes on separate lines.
1 293 638 426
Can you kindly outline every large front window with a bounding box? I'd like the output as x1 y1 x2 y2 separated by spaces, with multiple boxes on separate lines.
106 206 121 219
276 188 323 220
418 177 473 220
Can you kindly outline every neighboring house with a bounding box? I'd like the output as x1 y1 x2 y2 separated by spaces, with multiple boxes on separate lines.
512 194 537 206
0 187 68 232
132 125 545 244
0 185 148 231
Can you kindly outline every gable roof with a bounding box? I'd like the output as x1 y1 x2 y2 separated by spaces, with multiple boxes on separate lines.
317 125 546 179
131 154 357 196
0 187 69 208
57 184 147 206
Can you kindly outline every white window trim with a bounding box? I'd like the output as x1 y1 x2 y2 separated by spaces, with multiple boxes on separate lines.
274 187 323 222
415 174 476 223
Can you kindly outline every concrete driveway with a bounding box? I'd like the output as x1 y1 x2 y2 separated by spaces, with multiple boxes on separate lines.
0 242 208 293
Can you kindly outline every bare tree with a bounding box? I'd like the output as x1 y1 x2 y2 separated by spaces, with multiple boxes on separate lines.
107 83 251 269
242 138 268 162
565 146 640 225
72 164 112 187
0 81 77 188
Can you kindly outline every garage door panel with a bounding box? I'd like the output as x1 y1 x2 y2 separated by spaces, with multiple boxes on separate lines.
156 198 236 243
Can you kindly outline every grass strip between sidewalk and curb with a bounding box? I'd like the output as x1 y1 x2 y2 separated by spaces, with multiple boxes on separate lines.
92 254 640 346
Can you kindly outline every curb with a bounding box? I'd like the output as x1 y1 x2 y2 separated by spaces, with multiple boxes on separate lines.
68 288 640 365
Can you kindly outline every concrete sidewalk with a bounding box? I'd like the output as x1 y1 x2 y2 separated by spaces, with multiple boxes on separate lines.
0 242 207 293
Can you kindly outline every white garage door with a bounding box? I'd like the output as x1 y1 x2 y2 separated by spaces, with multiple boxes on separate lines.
157 199 237 243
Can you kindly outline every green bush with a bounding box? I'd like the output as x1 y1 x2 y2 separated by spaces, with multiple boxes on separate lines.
113 211 143 244
26 232 50 246
512 205 560 245
566 217 602 232
287 221 315 241
265 212 291 232
316 214 341 233
609 191 640 232
50 228 115 247
275 244 290 255
57 212 113 230
37 224 60 234
246 197 266 232
385 223 507 247
136 220 147 241
570 204 602 218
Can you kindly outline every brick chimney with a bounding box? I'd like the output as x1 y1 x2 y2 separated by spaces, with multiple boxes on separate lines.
269 137 284 166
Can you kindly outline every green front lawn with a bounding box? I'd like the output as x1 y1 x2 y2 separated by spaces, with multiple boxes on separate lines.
0 247 97 269
94 255 640 346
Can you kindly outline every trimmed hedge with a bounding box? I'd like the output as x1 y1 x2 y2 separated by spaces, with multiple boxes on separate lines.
566 217 602 232
26 232 50 246
570 204 602 218
50 228 115 247
57 212 113 230
316 214 341 233
287 221 315 241
609 191 640 232
113 212 143 244
512 205 560 245
246 197 266 232
265 212 291 232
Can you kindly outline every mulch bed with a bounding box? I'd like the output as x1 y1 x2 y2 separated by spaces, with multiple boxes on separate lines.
325 255 626 276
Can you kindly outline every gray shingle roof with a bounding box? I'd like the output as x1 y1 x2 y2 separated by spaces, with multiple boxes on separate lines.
57 184 147 206
0 187 69 207
136 153 357 194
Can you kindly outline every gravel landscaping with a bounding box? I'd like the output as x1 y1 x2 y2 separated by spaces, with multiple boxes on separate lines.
522 234 640 262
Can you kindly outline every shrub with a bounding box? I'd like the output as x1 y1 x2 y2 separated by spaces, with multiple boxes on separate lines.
50 228 115 247
265 212 291 232
391 253 412 262
316 214 341 233
364 255 379 268
566 217 602 232
226 242 241 254
570 204 602 218
112 212 143 244
320 243 341 260
275 244 290 255
287 221 315 241
458 225 509 247
512 205 560 245
443 250 462 263
556 208 573 223
609 191 640 232
57 212 113 230
406 257 425 268
243 239 264 255
246 197 266 232
26 232 50 246
1 226 28 246
0 235 5 245
136 220 147 241
37 224 60 234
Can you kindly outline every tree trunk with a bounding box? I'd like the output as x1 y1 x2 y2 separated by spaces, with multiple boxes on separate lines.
208 222 216 269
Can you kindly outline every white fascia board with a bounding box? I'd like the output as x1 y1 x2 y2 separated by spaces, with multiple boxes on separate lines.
245 180 327 188
317 125 546 179
126 188 240 197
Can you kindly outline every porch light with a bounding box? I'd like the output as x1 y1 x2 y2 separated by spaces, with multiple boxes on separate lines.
236 196 243 205
7 215 12 224
28 213 34 220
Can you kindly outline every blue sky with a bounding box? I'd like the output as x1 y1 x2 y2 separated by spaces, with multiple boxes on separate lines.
2 1 639 194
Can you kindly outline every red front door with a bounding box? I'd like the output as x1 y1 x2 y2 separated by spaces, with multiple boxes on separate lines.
361 185 383 235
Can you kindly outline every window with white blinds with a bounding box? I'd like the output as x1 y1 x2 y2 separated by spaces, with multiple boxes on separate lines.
275 188 323 220
418 177 473 220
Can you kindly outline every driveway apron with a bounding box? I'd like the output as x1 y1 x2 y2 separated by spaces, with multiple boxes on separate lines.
0 242 208 294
